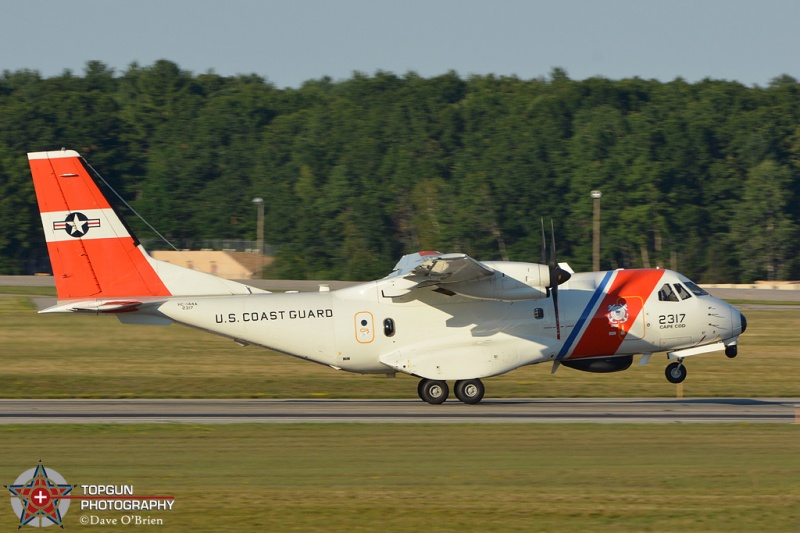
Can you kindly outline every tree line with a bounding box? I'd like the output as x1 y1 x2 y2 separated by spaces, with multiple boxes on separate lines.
1 60 799 282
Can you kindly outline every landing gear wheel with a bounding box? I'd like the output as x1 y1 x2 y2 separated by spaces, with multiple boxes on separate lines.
725 345 738 358
417 379 429 401
454 379 485 404
420 379 449 404
665 362 687 384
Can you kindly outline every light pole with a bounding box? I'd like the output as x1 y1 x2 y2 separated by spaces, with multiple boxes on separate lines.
591 190 602 271
252 197 264 279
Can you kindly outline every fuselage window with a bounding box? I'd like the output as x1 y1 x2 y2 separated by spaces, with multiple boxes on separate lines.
658 283 679 302
675 283 693 300
383 318 396 337
534 308 544 319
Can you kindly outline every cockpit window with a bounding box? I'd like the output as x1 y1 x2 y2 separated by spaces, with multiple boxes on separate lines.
658 283 679 302
674 284 693 300
684 281 709 297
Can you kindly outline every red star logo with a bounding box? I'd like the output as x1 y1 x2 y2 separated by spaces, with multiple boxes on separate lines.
6 462 74 528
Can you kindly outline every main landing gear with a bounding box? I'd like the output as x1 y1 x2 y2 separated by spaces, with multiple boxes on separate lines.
417 378 485 404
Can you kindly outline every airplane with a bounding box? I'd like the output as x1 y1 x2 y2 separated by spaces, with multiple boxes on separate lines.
29 149 747 404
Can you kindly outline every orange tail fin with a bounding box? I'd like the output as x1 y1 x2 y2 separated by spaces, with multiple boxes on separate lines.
30 149 262 302
30 150 171 299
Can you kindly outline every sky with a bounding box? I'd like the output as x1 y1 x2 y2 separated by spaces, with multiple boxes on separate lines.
2 0 799 88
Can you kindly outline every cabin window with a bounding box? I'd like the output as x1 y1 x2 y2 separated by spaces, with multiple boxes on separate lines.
383 318 396 337
534 308 544 319
675 283 693 300
658 283 679 302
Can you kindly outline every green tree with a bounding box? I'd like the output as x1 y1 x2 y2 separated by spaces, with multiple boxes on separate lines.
733 160 797 282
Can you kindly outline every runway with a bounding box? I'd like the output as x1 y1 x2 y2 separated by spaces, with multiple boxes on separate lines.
0 398 796 424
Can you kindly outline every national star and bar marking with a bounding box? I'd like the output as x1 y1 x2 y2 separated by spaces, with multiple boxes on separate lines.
52 212 101 238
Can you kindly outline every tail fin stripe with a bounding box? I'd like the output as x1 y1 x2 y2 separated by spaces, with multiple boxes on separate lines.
41 209 132 243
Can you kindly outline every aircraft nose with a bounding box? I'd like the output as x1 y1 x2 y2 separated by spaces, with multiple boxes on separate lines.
739 311 747 334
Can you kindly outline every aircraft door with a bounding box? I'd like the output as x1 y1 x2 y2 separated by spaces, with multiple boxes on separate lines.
354 312 374 344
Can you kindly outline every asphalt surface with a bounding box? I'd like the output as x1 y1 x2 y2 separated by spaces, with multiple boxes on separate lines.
0 398 796 424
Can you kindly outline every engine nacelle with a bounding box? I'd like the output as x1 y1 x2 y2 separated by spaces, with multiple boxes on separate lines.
561 355 633 373
448 262 550 301
447 279 547 301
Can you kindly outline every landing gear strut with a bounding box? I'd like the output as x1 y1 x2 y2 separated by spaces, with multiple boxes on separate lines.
665 361 687 384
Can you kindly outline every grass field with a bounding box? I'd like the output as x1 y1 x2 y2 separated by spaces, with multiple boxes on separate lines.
0 285 56 297
0 293 797 398
0 424 798 532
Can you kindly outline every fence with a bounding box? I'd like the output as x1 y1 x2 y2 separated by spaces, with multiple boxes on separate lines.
140 239 275 255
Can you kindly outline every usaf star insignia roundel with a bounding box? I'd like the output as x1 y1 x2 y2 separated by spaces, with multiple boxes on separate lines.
53 212 101 238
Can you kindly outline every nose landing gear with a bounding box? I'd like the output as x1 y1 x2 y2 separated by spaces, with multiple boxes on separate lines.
665 361 687 384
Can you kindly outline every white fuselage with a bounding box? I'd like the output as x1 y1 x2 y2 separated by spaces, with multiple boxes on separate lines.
154 266 745 381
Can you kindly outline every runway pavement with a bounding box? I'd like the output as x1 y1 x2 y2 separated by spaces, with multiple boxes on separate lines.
0 398 796 424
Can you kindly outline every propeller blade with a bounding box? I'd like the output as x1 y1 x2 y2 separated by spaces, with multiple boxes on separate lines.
545 220 571 340
547 219 560 339
547 219 572 287
540 218 547 265
553 282 561 340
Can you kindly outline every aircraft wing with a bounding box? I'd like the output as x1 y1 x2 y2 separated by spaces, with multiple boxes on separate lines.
409 253 495 285
382 252 548 301
386 252 492 281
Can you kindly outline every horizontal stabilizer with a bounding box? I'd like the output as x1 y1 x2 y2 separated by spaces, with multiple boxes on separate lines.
39 299 165 314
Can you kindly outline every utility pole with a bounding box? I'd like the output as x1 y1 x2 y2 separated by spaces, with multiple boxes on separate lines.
591 190 602 271
252 197 264 279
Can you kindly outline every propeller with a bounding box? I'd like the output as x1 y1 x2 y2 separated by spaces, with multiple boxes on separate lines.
541 219 572 340
541 220 547 265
